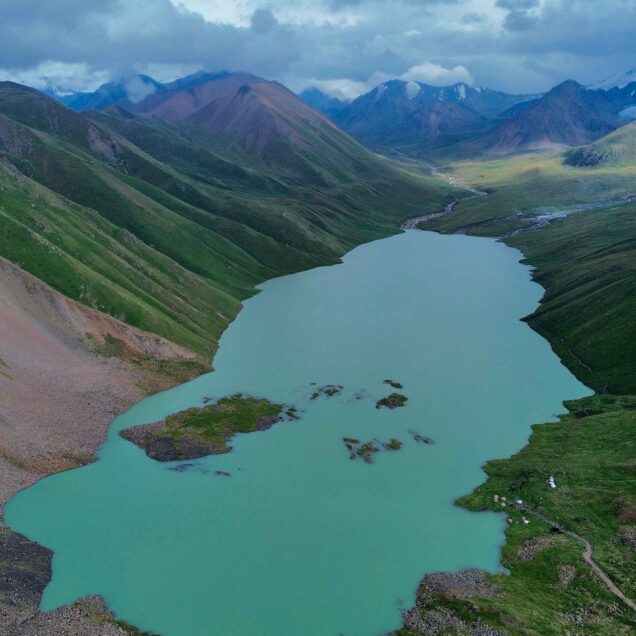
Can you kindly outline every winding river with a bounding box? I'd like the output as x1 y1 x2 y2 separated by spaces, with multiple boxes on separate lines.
6 230 590 635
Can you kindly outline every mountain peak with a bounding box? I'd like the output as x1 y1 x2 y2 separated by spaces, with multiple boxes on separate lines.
329 78 536 151
548 79 584 95
465 79 624 154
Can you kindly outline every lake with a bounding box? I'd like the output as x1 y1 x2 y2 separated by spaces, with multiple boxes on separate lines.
5 230 590 635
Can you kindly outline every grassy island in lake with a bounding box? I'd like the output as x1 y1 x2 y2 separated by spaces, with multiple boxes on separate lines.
120 394 286 461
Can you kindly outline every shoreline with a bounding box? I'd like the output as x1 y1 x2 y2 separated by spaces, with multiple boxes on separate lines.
395 198 636 633
0 207 419 633
3 189 630 634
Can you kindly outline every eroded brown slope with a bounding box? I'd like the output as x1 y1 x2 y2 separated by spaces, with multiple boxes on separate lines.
0 257 205 633
0 256 204 507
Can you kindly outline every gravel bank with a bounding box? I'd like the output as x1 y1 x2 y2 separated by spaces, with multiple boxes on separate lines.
0 258 204 633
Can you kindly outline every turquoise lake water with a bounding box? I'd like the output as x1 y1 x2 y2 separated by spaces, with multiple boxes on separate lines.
5 230 590 635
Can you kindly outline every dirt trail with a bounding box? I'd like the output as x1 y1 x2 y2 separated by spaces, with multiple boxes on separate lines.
527 507 636 613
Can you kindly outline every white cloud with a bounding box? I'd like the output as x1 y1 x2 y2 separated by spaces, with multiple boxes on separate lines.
297 61 474 101
0 61 111 93
124 76 158 103
301 77 369 100
405 80 421 98
401 61 474 86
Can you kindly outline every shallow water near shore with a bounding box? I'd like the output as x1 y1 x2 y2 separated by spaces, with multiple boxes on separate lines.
6 230 590 636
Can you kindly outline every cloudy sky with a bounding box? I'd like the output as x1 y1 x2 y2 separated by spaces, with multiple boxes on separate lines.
1 0 634 98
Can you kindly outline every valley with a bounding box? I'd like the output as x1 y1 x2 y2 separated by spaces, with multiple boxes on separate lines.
6 230 590 636
0 73 452 634
1 62 635 636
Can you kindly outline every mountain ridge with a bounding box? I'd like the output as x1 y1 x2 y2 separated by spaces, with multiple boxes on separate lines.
458 80 623 154
0 78 451 356
302 76 636 158
325 79 536 153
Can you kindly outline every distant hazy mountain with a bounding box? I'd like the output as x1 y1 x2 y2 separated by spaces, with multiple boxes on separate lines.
54 71 230 112
57 75 165 111
298 87 348 119
320 79 536 152
459 80 636 155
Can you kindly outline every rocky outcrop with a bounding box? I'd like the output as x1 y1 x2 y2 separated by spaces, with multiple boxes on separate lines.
376 392 408 409
516 536 553 561
398 569 501 635
0 527 154 635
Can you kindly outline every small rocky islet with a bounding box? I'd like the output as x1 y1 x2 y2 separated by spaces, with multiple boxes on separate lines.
335 380 432 463
122 381 429 467
376 392 408 409
343 437 403 463
120 393 290 462
309 384 344 400
410 429 434 444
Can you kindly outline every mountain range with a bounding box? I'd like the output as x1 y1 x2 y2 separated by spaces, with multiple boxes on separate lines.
457 79 633 155
301 80 535 153
52 70 636 159
301 77 636 157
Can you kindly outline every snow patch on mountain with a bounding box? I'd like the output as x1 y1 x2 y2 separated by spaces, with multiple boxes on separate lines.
589 68 636 90
406 81 421 100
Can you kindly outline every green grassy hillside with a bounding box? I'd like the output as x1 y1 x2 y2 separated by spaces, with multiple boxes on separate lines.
508 203 636 395
0 81 452 357
565 122 636 167
428 151 636 236
422 151 636 395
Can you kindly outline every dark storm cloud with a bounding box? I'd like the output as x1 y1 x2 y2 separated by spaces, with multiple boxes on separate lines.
502 9 539 30
250 8 279 34
0 0 300 82
0 0 634 95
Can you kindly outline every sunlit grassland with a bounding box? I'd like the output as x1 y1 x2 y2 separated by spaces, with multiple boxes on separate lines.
427 150 636 236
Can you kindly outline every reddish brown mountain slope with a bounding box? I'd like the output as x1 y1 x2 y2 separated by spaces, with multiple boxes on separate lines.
469 80 621 153
132 73 335 155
